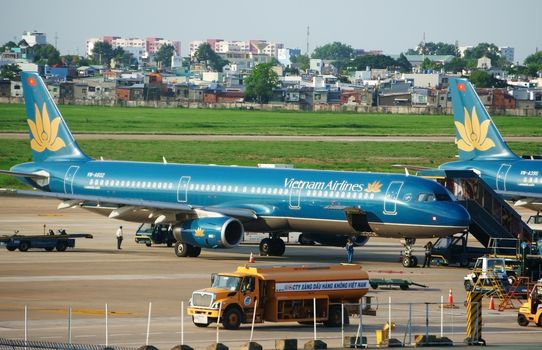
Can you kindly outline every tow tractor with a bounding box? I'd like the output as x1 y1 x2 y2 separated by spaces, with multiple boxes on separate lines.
135 223 175 247
0 229 93 252
517 279 542 327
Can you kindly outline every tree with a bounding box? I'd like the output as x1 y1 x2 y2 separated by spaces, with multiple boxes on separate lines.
1 41 17 53
396 53 412 72
346 54 399 71
406 41 458 56
244 63 280 104
444 57 468 73
469 70 507 88
0 63 22 80
524 51 542 66
193 43 228 72
290 54 309 72
154 44 175 69
311 42 354 61
91 41 114 66
30 44 61 65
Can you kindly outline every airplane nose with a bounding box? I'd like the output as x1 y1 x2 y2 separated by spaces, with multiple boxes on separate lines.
449 203 471 228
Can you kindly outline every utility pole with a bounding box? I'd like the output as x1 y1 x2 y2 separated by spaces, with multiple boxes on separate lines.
306 26 310 56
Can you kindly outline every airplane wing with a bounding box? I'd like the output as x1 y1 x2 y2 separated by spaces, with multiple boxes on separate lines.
0 170 49 179
0 189 258 222
494 189 542 206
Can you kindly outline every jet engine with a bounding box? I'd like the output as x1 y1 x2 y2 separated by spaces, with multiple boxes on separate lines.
173 217 244 249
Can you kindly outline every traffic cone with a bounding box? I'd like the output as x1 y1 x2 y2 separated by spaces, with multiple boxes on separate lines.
248 252 255 263
488 295 495 310
447 289 454 307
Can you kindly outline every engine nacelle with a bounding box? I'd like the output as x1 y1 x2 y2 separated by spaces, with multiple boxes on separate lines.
173 217 244 249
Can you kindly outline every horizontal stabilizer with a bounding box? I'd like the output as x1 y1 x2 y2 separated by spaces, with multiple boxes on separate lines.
0 169 49 179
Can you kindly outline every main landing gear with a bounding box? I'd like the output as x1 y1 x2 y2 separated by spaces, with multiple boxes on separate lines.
401 238 418 268
259 235 286 256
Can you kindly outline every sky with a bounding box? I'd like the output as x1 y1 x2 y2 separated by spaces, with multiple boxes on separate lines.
2 0 541 63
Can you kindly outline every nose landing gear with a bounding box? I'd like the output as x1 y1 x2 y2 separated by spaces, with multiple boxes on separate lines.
401 238 418 268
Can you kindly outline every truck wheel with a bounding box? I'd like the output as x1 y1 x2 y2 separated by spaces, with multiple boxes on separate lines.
517 314 529 327
221 307 242 330
145 242 152 247
459 256 469 268
167 241 173 247
188 245 201 257
400 284 409 290
45 247 54 252
324 305 346 327
6 246 17 251
174 242 189 257
19 241 30 252
370 283 378 290
56 241 67 252
259 238 272 256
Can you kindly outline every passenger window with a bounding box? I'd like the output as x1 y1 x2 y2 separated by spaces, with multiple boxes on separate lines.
403 193 412 202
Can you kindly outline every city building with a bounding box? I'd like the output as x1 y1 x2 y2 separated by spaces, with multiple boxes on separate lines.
189 39 284 58
499 47 515 64
21 31 47 47
85 36 180 62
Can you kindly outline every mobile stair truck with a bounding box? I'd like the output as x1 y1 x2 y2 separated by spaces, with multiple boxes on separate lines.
187 264 373 330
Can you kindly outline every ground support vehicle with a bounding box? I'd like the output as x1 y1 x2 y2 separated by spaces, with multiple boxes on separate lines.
431 233 488 267
134 223 175 247
517 279 542 327
187 264 372 330
0 232 93 252
463 257 511 293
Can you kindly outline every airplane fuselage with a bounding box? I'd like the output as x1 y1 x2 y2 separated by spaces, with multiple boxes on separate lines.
13 160 469 239
440 158 542 209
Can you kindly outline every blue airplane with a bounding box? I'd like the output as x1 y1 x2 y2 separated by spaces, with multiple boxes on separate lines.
440 77 542 212
0 72 470 267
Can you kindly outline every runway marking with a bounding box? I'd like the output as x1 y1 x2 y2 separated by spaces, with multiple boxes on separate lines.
0 273 208 283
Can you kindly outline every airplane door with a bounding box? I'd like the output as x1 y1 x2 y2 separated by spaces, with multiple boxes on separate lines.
496 164 511 191
383 181 403 215
289 188 301 209
63 166 79 194
176 176 191 202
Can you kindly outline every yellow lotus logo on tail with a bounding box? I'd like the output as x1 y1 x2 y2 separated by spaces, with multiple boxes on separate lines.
455 107 495 152
365 181 382 193
28 103 66 152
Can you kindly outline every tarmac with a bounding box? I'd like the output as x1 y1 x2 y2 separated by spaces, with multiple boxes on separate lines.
0 197 540 349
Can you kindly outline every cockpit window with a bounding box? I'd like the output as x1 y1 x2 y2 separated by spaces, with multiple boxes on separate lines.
417 192 451 202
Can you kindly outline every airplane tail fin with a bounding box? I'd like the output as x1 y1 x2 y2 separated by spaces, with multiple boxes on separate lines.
20 72 90 163
449 77 518 161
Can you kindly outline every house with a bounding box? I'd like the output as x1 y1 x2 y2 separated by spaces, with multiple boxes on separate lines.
402 73 446 88
0 79 10 97
73 83 89 100
11 81 23 97
477 56 492 70
77 66 97 77
46 82 60 99
378 92 411 106
116 83 144 101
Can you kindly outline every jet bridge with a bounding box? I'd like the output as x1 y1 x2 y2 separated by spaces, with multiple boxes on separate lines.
418 169 533 248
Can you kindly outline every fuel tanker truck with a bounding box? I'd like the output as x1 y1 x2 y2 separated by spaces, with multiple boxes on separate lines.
187 264 371 330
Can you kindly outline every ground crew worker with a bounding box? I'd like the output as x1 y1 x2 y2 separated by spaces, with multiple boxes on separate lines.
422 241 433 268
345 238 354 263
116 225 124 250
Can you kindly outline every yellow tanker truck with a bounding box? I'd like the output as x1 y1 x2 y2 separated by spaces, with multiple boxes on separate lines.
187 264 370 330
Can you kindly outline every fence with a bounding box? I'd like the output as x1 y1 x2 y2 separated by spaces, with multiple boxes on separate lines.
0 298 489 350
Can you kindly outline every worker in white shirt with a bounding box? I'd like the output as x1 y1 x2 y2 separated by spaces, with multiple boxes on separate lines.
116 226 123 250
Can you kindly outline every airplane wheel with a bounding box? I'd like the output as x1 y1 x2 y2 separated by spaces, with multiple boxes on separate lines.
188 245 201 257
259 238 272 256
410 256 418 267
19 241 30 252
174 242 189 257
271 239 285 256
402 256 411 268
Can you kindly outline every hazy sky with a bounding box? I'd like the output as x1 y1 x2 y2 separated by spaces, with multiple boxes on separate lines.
2 0 540 63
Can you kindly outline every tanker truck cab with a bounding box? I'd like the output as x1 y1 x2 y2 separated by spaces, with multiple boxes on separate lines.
187 264 370 330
